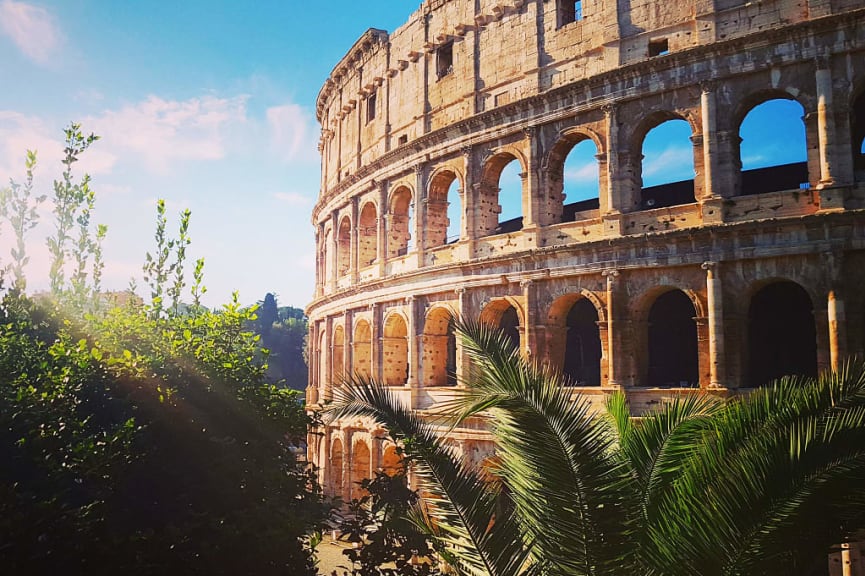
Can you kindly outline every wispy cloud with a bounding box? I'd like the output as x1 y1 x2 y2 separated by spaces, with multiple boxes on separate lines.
564 161 599 184
642 146 694 183
86 95 249 174
266 103 317 163
0 0 61 65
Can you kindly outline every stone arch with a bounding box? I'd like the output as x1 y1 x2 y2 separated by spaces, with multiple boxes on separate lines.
735 91 809 195
332 325 345 385
636 287 700 387
358 201 378 268
426 168 463 248
421 305 458 387
479 148 528 236
747 279 817 387
388 185 413 258
383 312 409 386
330 436 344 499
353 319 372 378
336 214 351 277
479 297 523 352
633 109 698 209
546 128 604 223
350 436 371 500
546 292 604 385
381 443 403 476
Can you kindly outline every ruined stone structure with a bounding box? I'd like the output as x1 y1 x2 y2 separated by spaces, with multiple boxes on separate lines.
307 1 865 571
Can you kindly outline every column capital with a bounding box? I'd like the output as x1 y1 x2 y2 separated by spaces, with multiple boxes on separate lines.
461 145 473 158
701 261 718 272
454 287 466 295
601 102 617 117
699 79 717 93
519 279 534 289
602 268 620 279
522 125 536 139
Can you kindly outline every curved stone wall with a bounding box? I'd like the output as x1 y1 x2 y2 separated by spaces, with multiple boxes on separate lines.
307 0 865 524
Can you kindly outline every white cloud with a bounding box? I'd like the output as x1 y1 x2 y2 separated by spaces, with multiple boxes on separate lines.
564 161 599 184
85 95 249 174
266 103 317 163
0 0 61 65
273 191 311 206
642 146 694 180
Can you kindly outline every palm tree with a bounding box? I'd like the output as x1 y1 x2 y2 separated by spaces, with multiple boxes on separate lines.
326 320 865 576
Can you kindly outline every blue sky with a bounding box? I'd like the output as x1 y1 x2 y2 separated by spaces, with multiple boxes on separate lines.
0 1 804 309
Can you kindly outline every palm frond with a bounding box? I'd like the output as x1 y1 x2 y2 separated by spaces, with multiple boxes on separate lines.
448 320 639 576
325 373 533 576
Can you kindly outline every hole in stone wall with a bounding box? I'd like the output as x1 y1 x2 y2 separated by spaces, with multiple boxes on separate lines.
640 118 695 209
499 305 520 352
436 41 453 79
648 38 669 57
646 290 698 387
747 281 817 387
562 138 600 221
559 0 583 27
563 299 601 386
496 159 523 233
739 98 807 194
366 92 376 123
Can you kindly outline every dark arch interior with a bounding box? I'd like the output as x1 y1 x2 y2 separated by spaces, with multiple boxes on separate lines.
748 281 817 387
563 298 601 385
499 306 520 351
647 290 698 387
853 90 865 175
446 316 457 386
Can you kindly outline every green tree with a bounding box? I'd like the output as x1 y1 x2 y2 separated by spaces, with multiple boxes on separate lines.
1 150 46 290
327 320 865 576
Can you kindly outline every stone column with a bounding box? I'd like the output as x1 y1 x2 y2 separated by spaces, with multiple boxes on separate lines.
370 303 382 381
377 180 389 275
406 296 420 388
329 211 339 291
324 316 334 401
703 262 726 388
341 430 351 504
455 288 468 386
523 126 542 228
602 269 621 387
815 56 837 188
344 309 354 377
700 82 721 199
521 280 537 358
414 163 427 267
462 147 477 257
350 196 359 283
828 289 847 371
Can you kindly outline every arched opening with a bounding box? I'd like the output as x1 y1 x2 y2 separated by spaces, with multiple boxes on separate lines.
381 445 402 476
639 117 696 209
350 439 371 501
383 314 409 386
358 202 378 268
480 300 522 352
336 216 351 277
353 320 372 379
388 186 413 258
500 306 520 352
549 135 601 223
427 170 462 248
421 307 458 387
851 89 865 180
747 281 817 387
332 325 345 385
563 299 601 386
479 153 524 236
646 290 698 387
738 98 808 195
330 438 343 498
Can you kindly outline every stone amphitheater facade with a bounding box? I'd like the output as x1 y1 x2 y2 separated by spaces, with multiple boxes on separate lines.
307 1 865 566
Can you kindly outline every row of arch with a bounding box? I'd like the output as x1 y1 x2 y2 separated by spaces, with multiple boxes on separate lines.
327 436 402 501
319 85 865 286
317 279 821 391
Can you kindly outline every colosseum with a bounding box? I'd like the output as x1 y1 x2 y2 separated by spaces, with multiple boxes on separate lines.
307 0 865 563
